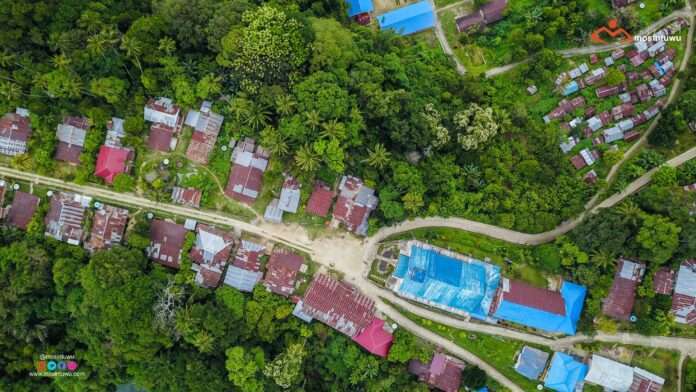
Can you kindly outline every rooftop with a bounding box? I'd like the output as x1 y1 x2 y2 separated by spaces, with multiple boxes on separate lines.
672 260 696 325
409 353 465 392
6 191 39 230
306 182 334 217
147 219 188 269
603 259 645 320
85 204 128 252
377 1 435 36
263 249 304 297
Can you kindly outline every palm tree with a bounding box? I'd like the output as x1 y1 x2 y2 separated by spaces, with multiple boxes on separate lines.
244 103 270 131
364 143 391 169
51 54 71 70
261 127 289 157
617 201 643 227
294 144 319 173
0 50 16 68
275 95 296 117
120 35 143 73
590 249 615 271
0 81 22 102
158 37 176 56
304 110 321 131
320 119 346 140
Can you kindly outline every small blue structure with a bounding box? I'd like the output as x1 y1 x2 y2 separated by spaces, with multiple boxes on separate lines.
377 1 435 36
514 346 550 380
493 280 587 335
346 0 374 17
543 352 588 392
563 81 579 96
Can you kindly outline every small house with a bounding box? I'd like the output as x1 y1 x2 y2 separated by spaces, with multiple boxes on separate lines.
264 199 284 223
306 182 335 217
225 138 269 205
279 176 301 214
185 101 224 164
5 191 39 230
190 225 236 288
378 1 435 36
55 117 89 165
223 240 265 292
653 267 676 295
559 136 577 154
85 204 128 253
672 260 696 325
585 355 665 392
543 352 588 392
332 175 378 236
263 249 305 297
171 186 202 209
514 346 550 380
409 353 465 392
147 219 188 269
0 108 31 156
602 258 645 320
45 192 91 245
603 127 623 143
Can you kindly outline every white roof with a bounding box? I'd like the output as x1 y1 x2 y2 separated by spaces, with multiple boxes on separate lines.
279 187 300 213
580 149 595 166
634 367 665 386
605 57 615 66
185 110 201 128
618 119 634 131
56 124 87 146
620 259 643 280
197 229 227 255
585 355 634 392
635 41 649 52
15 108 29 117
588 116 603 131
559 136 576 154
675 263 696 297
264 198 284 223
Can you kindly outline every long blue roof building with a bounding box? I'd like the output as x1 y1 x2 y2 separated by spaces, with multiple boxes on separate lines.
377 1 435 36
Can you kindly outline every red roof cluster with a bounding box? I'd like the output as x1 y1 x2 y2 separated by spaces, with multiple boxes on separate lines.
233 240 264 272
602 259 645 320
332 176 378 236
6 191 39 230
263 249 304 297
85 204 128 252
147 219 188 269
409 353 465 392
190 224 236 288
95 145 133 184
653 268 675 295
305 182 335 217
225 138 269 205
0 111 31 156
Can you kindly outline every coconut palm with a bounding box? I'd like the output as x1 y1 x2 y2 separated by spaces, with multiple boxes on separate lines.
244 103 270 131
120 35 143 73
51 54 71 70
0 50 16 68
275 95 296 117
304 110 321 131
590 249 616 271
158 37 176 56
617 201 643 227
364 143 391 169
0 81 22 102
261 126 289 157
294 144 319 173
320 119 346 140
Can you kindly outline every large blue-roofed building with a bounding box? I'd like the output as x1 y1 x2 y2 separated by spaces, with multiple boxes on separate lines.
491 278 587 335
543 352 588 392
377 1 435 36
388 241 501 320
346 0 374 17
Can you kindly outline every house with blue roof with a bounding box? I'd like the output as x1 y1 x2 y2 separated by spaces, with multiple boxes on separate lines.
377 1 435 36
543 352 588 392
514 346 550 380
491 278 587 335
563 81 580 96
346 0 373 18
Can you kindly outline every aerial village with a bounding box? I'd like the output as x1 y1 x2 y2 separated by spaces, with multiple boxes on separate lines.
537 18 690 184
0 79 695 392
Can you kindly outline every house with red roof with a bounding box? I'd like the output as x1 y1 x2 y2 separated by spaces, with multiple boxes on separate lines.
653 267 676 295
672 260 696 325
455 0 508 32
602 258 645 320
306 182 335 217
408 353 465 392
45 192 91 245
144 97 182 152
185 101 224 164
5 191 39 230
147 219 189 269
190 224 236 288
0 108 31 156
147 123 177 152
332 175 378 236
95 145 133 184
55 117 89 165
293 274 393 357
224 240 265 292
85 204 128 253
171 186 202 209
263 249 305 297
225 138 269 205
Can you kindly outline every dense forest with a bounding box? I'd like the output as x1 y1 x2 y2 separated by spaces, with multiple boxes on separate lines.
0 0 595 233
0 225 440 391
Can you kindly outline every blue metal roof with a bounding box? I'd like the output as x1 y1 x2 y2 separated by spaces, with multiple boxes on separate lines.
514 346 550 380
346 0 374 17
493 281 587 335
377 1 435 36
543 352 588 392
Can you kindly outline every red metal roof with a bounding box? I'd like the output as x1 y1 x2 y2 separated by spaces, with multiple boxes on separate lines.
147 123 174 152
0 113 31 142
86 204 128 252
95 145 131 184
148 219 188 269
171 187 202 208
496 279 566 315
653 268 675 295
7 191 39 230
54 142 82 164
409 353 465 392
570 155 586 170
603 259 644 320
301 274 375 337
351 318 393 357
306 182 334 217
263 249 304 297
225 164 264 205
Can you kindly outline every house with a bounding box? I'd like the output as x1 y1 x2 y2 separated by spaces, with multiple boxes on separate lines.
346 0 373 21
596 85 620 98
568 64 589 80
147 219 188 269
409 353 465 392
644 105 661 120
570 155 587 170
649 79 666 97
684 183 696 192
190 225 236 288
603 127 624 144
624 130 641 142
0 108 31 156
225 138 269 205
45 192 91 245
279 176 301 213
377 1 435 36
613 103 635 121
636 84 653 102
527 85 538 95
612 0 637 7
223 240 265 292
559 136 577 154
630 52 647 67
185 101 224 164
294 274 393 357
95 145 134 184
306 182 335 217
604 56 614 67
648 41 666 57
85 204 128 253
585 355 665 392
332 175 378 236
587 116 604 132
569 117 582 129
584 68 606 85
171 186 202 209
5 191 39 230
618 119 634 132
144 97 180 129
55 117 89 165
602 258 645 320
563 81 580 96
653 267 676 295
590 53 599 64
585 106 596 117
571 148 598 170
612 48 625 60
147 122 177 152
263 249 305 297
105 117 125 147
514 346 550 380
584 170 598 185
455 0 508 32
658 48 676 63
491 278 587 335
672 260 696 325
543 352 588 392
264 198 284 223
